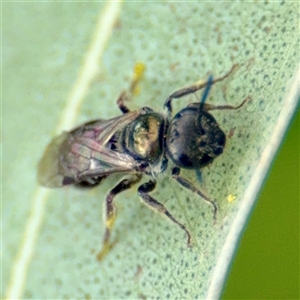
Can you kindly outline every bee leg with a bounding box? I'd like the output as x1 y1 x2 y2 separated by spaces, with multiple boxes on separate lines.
97 174 142 261
116 63 146 114
117 91 130 114
188 96 251 112
171 167 217 221
164 64 238 114
137 179 192 246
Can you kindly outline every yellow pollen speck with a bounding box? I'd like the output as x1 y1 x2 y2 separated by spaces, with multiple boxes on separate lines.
227 194 236 203
131 62 146 95
134 62 146 78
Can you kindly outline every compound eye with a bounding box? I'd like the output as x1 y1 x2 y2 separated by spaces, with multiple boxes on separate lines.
214 147 223 156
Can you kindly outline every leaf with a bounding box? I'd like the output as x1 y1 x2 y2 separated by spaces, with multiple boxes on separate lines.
3 2 299 299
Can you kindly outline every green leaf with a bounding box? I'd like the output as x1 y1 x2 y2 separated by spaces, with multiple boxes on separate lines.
3 2 299 299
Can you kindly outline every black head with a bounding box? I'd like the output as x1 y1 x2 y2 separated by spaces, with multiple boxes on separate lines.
166 106 226 169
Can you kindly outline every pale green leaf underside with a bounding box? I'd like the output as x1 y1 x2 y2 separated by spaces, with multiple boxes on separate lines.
3 2 299 299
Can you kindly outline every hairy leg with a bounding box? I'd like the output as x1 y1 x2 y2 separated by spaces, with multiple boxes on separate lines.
172 167 217 221
164 64 238 113
137 179 192 246
97 174 142 261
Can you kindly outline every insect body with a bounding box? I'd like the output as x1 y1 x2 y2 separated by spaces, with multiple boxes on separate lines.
38 64 249 260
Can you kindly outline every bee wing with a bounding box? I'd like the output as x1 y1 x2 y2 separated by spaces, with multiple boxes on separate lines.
38 109 143 188
69 136 139 179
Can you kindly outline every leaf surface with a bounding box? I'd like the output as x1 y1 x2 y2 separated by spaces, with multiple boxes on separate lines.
3 2 299 299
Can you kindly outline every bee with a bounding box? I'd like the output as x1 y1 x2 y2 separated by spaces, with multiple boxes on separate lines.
38 64 249 260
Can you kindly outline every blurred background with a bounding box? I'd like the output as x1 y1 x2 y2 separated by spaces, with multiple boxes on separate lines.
3 2 298 298
223 108 299 299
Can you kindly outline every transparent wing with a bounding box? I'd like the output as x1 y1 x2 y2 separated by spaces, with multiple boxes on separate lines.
38 110 143 188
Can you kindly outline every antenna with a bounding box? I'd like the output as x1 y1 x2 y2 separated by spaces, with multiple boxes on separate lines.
199 75 213 111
